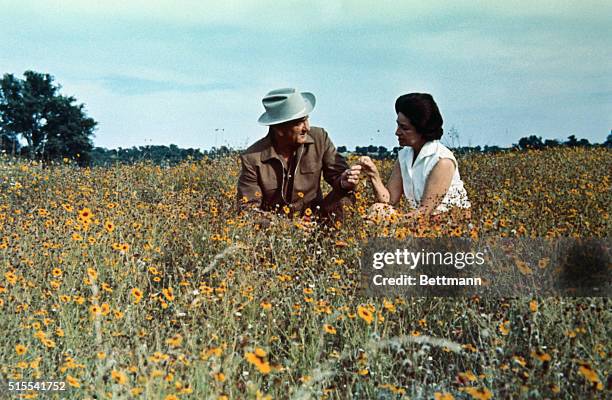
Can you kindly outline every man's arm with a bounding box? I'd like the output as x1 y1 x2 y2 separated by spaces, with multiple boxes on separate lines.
236 155 263 210
320 128 351 191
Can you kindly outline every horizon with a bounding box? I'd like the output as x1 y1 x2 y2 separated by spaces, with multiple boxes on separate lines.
86 133 607 153
2 1 610 151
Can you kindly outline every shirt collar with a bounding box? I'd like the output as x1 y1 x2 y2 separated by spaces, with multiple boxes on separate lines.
260 130 314 162
412 140 439 165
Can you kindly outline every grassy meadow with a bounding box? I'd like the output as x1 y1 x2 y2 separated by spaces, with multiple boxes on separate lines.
0 147 610 399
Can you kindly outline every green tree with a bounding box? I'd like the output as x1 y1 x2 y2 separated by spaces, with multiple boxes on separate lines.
0 70 96 164
518 135 544 150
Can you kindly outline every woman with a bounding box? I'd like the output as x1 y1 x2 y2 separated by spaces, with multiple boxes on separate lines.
359 93 471 222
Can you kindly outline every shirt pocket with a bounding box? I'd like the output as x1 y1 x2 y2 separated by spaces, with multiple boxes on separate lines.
299 159 321 174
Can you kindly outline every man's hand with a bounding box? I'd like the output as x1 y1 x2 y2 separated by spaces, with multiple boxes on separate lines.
340 165 362 190
357 156 380 179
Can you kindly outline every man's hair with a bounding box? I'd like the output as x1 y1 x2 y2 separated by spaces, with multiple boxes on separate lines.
395 93 443 141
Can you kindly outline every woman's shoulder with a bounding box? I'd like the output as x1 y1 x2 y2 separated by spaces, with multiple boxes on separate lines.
431 141 456 161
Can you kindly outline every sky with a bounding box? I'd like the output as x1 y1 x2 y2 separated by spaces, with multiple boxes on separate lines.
1 0 610 151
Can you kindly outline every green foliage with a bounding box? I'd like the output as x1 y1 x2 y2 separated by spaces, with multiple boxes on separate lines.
89 145 236 166
0 70 96 164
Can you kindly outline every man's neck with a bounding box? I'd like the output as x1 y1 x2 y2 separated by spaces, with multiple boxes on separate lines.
270 131 297 160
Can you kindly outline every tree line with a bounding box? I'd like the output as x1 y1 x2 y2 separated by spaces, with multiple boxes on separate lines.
338 133 612 159
1 71 610 166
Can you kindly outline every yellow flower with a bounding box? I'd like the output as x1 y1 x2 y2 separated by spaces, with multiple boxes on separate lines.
104 220 115 233
78 208 93 221
260 301 272 310
515 259 533 275
66 374 80 388
357 305 374 325
5 271 17 285
89 305 101 316
458 371 478 382
323 324 337 334
461 387 493 400
131 288 143 304
100 303 111 316
15 344 27 355
498 320 510 335
434 393 454 400
245 348 271 374
304 208 312 216
97 352 106 360
162 287 175 301
86 268 97 280
529 300 538 312
111 370 128 385
201 347 222 361
164 395 179 400
213 372 225 382
51 268 62 277
166 334 183 348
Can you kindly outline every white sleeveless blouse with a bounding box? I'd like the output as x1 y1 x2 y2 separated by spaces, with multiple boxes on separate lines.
397 140 471 213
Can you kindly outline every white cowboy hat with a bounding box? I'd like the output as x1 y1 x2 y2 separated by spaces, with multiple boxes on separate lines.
257 88 316 126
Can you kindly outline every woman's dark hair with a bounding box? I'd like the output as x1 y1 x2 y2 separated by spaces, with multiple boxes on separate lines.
395 93 443 141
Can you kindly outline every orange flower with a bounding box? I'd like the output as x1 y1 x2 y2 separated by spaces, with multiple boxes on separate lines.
498 320 510 335
245 348 271 374
66 374 80 388
357 305 374 325
461 387 492 400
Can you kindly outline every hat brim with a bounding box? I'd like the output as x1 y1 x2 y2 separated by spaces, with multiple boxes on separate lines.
257 92 316 126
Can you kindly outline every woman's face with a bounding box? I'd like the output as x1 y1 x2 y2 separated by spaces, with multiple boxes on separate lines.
396 112 426 148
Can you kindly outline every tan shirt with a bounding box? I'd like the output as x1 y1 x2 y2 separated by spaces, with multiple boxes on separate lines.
237 127 349 213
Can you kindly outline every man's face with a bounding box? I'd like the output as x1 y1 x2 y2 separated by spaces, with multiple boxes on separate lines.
273 116 310 146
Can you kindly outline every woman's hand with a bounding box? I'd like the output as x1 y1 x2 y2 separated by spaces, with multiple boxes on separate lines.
358 156 380 179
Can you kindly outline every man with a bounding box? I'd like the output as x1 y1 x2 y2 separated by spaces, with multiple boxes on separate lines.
237 88 361 222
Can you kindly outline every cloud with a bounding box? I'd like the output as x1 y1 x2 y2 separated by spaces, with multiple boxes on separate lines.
99 75 233 95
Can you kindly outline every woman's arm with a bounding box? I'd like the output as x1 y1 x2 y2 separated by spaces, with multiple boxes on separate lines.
359 157 403 205
417 158 455 214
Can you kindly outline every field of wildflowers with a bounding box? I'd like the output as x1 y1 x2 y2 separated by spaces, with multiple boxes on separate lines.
0 147 610 399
